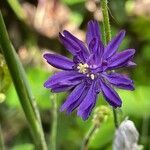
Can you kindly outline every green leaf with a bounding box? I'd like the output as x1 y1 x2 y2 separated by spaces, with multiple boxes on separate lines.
118 86 150 117
89 117 114 149
12 143 34 150
5 67 51 109
6 67 66 109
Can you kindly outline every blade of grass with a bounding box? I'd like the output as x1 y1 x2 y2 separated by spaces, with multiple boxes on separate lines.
0 125 5 150
0 11 47 150
49 94 57 150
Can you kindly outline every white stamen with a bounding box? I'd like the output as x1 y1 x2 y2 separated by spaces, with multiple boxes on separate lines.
87 74 90 77
90 74 95 80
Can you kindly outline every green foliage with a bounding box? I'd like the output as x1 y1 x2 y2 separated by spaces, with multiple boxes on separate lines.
5 67 50 109
89 117 115 149
119 86 150 117
61 0 85 5
1 0 150 149
12 143 34 150
0 54 11 93
70 12 83 26
6 67 66 109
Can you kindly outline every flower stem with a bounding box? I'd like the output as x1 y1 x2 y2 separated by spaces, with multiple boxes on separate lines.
101 0 119 128
82 124 98 150
113 108 118 128
0 125 5 150
0 11 47 150
50 94 57 150
101 0 111 44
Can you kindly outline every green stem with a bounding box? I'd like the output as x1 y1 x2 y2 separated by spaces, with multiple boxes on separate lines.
50 94 57 150
101 0 111 44
82 124 98 150
6 0 27 22
101 0 119 128
0 11 47 150
0 125 5 150
113 108 118 128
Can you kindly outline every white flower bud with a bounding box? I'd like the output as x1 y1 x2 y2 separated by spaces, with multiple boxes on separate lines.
113 119 143 150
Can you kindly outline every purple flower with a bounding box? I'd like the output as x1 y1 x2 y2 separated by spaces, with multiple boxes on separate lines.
43 20 136 120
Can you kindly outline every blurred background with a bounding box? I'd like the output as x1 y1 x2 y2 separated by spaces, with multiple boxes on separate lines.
0 0 150 149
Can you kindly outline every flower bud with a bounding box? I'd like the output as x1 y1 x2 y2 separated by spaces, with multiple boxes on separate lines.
92 106 110 126
113 119 143 150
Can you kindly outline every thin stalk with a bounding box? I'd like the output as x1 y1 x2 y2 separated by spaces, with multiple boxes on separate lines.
82 124 98 150
0 11 47 150
101 0 119 128
113 108 118 128
50 94 57 150
101 0 111 44
0 125 5 150
6 0 27 22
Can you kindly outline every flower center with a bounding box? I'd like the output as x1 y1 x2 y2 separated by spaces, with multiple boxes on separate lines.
77 63 95 80
77 63 89 74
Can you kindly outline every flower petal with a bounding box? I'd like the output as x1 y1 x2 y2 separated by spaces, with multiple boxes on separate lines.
77 83 98 120
63 30 89 55
59 33 78 55
125 61 136 68
107 49 135 70
51 84 74 93
103 73 134 90
60 82 86 112
44 71 84 88
103 30 126 59
43 53 74 70
78 104 96 120
59 31 88 61
89 38 104 64
86 20 101 46
100 79 122 107
65 87 89 114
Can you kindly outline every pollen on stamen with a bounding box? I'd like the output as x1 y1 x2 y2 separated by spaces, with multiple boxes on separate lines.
77 63 89 74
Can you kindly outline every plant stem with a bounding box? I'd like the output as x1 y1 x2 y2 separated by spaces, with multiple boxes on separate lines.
0 125 5 150
113 108 118 128
6 0 27 22
82 124 98 150
0 11 47 150
50 94 57 150
101 0 119 128
101 0 111 44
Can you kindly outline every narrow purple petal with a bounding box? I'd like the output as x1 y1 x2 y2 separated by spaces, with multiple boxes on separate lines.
107 49 135 70
77 83 98 120
66 87 89 114
63 30 89 55
103 73 134 90
100 79 122 107
59 33 79 55
86 20 101 46
43 53 74 70
44 71 84 88
79 103 96 120
103 30 126 59
125 61 136 67
60 82 86 112
51 85 74 93
89 38 104 62
50 79 81 92
59 32 88 61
